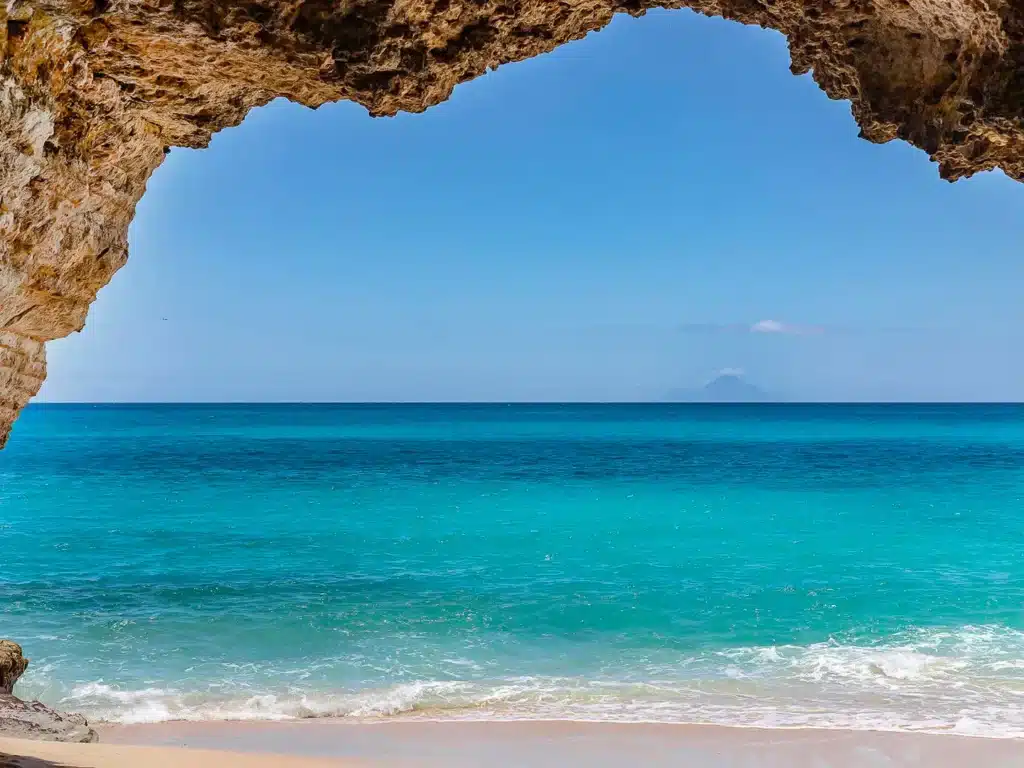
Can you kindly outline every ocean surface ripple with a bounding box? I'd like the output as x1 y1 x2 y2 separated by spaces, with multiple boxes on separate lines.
3 404 1023 737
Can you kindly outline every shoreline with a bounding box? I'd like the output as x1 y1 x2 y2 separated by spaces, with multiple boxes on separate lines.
82 719 1024 766
89 715 1024 740
1 717 1023 766
3 720 1022 767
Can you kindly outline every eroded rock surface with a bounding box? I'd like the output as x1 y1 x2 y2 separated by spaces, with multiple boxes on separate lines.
0 642 29 696
0 695 99 743
0 641 98 743
1 0 1023 444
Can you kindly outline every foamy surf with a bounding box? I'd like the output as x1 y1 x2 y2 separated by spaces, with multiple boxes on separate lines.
26 626 1024 738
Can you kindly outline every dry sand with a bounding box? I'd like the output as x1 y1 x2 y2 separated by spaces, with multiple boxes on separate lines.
3 721 1024 767
0 736 349 767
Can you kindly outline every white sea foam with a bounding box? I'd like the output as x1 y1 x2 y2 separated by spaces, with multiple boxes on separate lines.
38 625 1024 738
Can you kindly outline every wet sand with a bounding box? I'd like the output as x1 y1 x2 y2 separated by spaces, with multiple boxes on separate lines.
80 720 1024 766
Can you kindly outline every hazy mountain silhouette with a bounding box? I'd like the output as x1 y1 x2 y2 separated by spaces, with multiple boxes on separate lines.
665 373 775 403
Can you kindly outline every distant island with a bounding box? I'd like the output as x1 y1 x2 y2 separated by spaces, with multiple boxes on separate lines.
665 372 777 403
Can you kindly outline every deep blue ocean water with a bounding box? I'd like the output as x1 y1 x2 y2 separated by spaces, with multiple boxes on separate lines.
3 404 1024 735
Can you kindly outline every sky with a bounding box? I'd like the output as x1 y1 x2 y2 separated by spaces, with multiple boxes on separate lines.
38 9 1024 403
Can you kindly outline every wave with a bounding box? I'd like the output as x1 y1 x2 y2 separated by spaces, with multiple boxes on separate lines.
27 625 1024 738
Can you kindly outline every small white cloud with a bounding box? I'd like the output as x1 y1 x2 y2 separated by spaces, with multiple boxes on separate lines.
751 319 788 334
677 320 825 336
717 367 745 377
750 319 823 336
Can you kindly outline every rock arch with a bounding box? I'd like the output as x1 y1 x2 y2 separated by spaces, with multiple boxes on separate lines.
1 0 1021 445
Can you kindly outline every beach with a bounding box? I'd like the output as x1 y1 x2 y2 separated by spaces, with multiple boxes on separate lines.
3 722 1024 766
0 736 343 767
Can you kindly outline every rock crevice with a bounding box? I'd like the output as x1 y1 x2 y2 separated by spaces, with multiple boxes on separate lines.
1 0 1023 444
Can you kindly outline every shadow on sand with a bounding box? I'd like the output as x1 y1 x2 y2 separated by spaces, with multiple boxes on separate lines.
0 754 78 768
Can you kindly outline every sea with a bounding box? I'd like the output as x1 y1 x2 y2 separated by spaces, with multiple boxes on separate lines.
2 403 1024 737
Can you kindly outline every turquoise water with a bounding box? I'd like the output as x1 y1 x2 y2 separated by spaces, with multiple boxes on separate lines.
3 404 1024 736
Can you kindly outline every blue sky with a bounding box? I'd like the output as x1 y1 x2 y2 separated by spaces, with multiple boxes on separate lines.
39 10 1024 402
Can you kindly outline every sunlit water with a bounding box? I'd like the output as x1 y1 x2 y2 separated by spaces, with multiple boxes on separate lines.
3 404 1024 736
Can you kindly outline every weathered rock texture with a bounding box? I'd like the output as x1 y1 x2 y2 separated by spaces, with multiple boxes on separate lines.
0 695 99 743
0 642 29 696
0 0 1022 442
0 641 98 743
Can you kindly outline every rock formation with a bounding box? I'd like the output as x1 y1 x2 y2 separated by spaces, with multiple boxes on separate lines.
0 696 99 743
0 641 98 742
0 642 29 696
0 0 1022 444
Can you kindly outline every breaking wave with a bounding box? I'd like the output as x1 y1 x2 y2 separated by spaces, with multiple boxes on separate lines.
29 625 1024 738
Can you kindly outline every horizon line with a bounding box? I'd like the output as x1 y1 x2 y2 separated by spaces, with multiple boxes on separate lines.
26 400 1024 406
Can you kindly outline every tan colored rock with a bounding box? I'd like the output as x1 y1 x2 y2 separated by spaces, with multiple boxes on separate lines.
0 694 99 743
1 0 1023 444
0 641 28 696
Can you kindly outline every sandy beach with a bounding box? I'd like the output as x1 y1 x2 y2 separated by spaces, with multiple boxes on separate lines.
3 721 1023 767
0 736 347 767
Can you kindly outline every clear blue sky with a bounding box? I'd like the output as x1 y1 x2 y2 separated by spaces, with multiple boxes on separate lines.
39 10 1024 403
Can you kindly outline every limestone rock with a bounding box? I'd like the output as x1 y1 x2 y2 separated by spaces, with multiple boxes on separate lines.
0 695 99 743
0 642 98 743
0 641 28 696
1 0 1023 445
